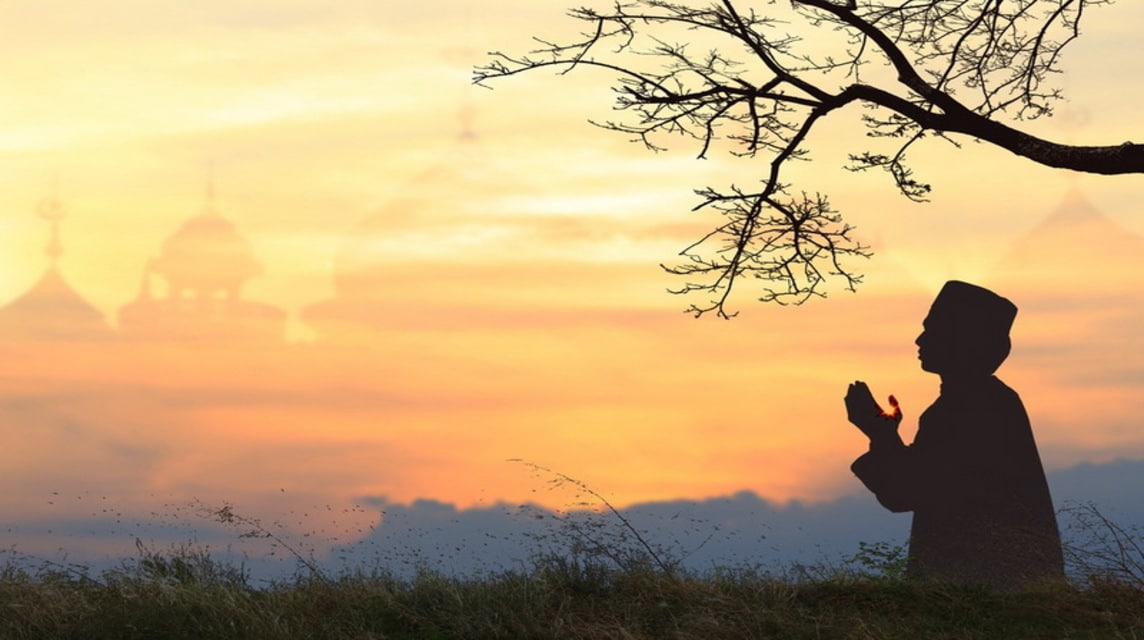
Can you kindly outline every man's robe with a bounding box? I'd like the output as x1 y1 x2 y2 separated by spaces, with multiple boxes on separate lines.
851 376 1063 589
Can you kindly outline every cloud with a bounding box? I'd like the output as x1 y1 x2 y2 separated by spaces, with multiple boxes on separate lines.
330 457 1144 579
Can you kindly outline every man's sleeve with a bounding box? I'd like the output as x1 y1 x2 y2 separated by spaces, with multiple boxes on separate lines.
851 443 921 513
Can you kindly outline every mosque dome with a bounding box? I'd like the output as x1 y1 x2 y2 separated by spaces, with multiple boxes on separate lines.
152 213 262 297
986 188 1144 301
118 184 285 344
0 267 109 342
982 186 1144 370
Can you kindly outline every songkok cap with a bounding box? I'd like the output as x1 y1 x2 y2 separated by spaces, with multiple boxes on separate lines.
927 280 1017 337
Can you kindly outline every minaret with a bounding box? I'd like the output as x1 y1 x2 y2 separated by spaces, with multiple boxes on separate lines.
0 180 109 341
37 175 65 270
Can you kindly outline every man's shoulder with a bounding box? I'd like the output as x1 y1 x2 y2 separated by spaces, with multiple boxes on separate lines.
987 375 1022 401
985 376 1032 426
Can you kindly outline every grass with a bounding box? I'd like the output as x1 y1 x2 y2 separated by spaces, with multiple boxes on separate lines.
2 474 1142 639
0 550 1141 639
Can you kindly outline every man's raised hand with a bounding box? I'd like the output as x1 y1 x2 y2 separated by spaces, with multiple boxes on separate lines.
845 380 902 443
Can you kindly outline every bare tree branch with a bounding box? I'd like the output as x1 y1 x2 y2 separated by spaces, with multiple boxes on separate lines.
474 0 1129 318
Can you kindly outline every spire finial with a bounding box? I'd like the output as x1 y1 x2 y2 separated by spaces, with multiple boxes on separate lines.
36 174 65 267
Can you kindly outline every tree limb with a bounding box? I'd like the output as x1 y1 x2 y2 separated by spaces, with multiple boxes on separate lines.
475 0 1130 317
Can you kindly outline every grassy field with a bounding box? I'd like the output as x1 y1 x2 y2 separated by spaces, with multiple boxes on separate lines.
0 544 1141 640
2 493 1141 639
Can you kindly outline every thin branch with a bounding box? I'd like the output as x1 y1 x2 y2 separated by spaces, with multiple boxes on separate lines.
475 0 1130 317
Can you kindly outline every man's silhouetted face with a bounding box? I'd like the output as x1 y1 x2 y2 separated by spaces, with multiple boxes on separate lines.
915 281 1016 379
916 313 1010 379
915 315 969 376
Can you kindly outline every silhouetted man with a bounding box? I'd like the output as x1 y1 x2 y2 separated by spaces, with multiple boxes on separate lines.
847 280 1064 590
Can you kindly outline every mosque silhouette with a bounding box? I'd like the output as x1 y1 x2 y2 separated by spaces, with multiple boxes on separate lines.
0 177 408 347
0 182 286 346
0 110 511 348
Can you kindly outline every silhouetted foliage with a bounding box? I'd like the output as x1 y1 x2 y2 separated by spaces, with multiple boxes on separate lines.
474 0 1133 317
1062 501 1144 589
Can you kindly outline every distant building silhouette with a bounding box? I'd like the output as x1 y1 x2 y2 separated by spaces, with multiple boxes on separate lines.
986 188 1144 302
118 178 285 343
303 109 528 340
0 184 110 343
983 187 1144 389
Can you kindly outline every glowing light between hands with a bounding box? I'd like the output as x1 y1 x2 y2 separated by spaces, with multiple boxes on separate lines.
879 394 901 420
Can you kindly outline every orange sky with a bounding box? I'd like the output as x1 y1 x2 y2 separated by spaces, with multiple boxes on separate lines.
0 1 1142 560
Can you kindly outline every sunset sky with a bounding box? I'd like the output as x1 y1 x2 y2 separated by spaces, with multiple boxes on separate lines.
0 1 1141 566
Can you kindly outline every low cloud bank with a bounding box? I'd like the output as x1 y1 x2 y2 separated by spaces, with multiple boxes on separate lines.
5 459 1140 584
